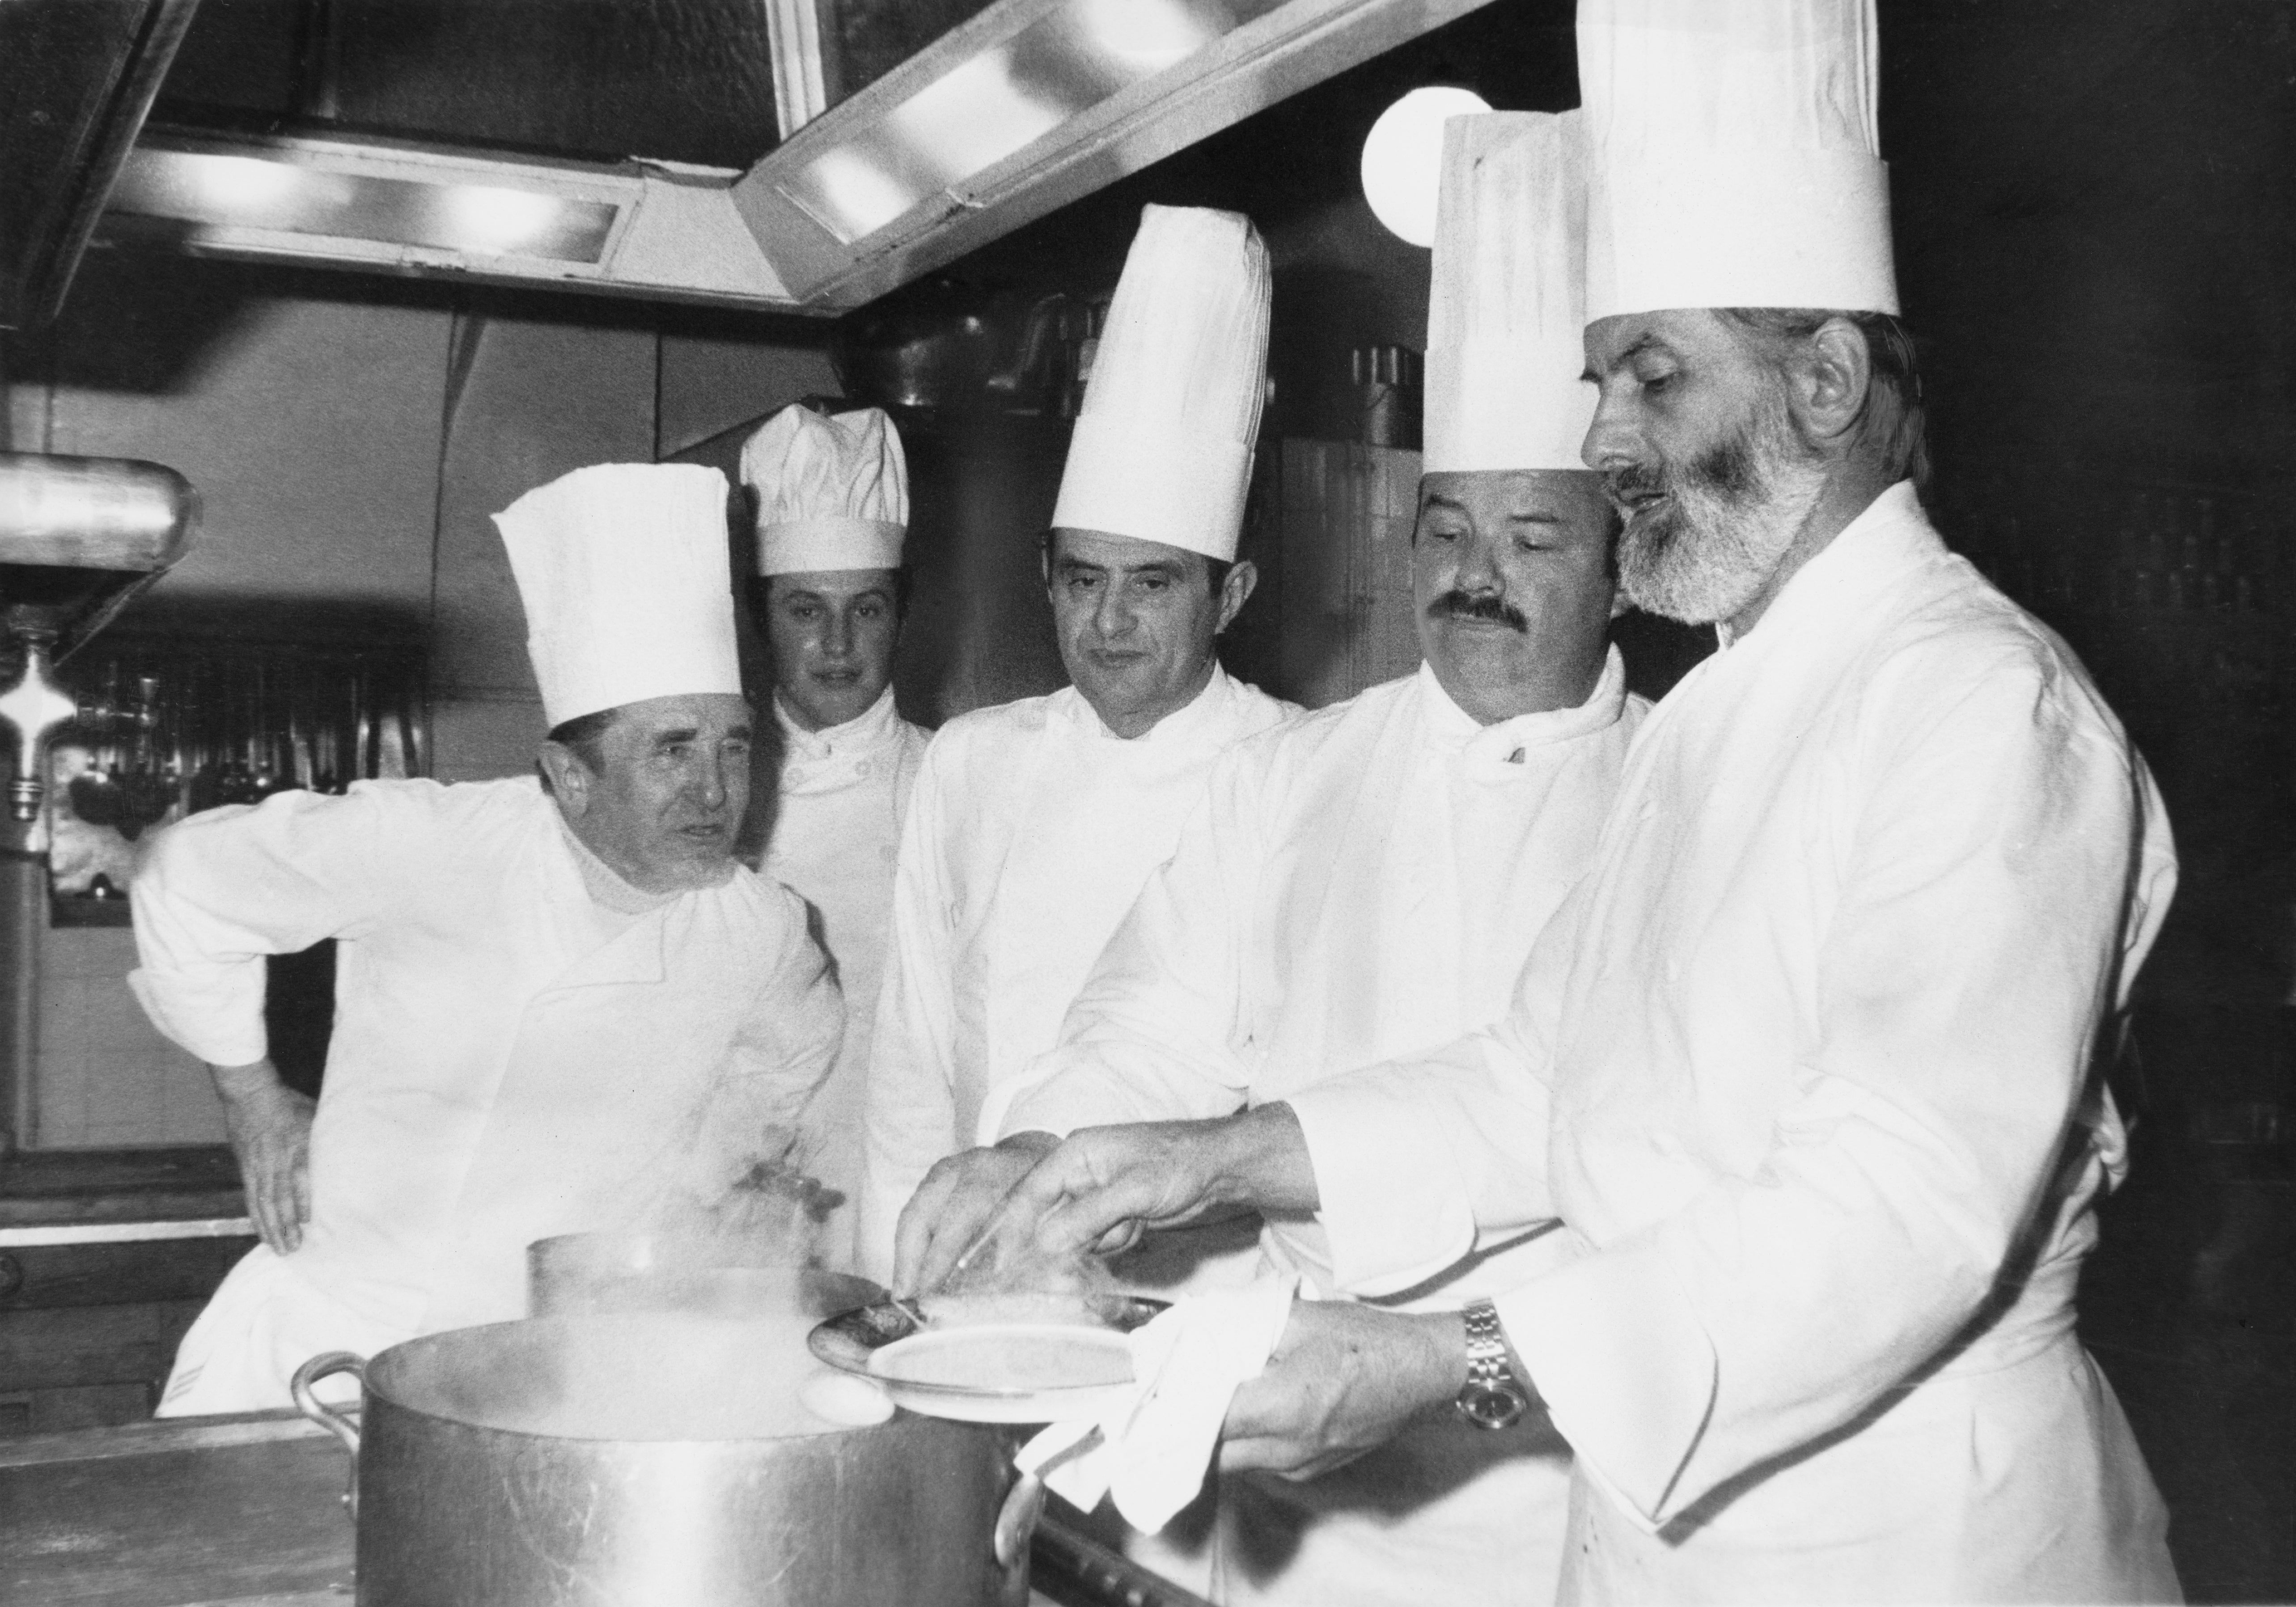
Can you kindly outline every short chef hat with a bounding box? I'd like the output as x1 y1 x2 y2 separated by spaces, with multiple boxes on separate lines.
1051 204 1271 562
493 463 744 728
1579 0 1898 321
740 404 908 576
1426 110 1597 474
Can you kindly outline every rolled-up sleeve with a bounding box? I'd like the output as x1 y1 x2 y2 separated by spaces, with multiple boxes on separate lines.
1285 942 1567 1298
128 785 405 1066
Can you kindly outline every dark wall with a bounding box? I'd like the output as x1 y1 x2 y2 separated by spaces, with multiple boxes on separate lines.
1889 0 2293 496
1883 0 2296 1107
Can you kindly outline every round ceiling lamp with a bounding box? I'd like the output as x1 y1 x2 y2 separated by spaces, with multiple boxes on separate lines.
1360 85 1492 247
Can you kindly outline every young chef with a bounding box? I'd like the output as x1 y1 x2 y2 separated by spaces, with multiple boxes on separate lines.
740 403 932 1270
132 463 843 1414
971 1 2185 1599
898 112 1640 1607
855 204 1296 1284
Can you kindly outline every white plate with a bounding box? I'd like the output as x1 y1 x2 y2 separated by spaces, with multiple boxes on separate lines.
810 1301 1165 1425
868 1323 1136 1425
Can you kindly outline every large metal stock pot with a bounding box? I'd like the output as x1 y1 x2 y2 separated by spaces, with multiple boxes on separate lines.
292 1311 1019 1607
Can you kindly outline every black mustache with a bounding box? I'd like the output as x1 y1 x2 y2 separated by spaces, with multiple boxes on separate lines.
1430 591 1528 632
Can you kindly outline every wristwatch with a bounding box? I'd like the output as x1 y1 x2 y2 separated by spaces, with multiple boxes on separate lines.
1454 1298 1531 1430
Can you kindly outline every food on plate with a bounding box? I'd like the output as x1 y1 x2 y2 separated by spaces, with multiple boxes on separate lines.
868 1324 1134 1394
916 1290 1106 1330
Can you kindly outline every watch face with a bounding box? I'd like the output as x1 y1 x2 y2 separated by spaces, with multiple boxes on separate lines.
1457 1382 1529 1431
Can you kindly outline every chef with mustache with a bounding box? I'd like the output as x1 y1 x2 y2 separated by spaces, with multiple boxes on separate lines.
740 403 933 1269
131 464 843 1413
855 205 1296 1284
970 2 2183 1600
900 111 1642 1607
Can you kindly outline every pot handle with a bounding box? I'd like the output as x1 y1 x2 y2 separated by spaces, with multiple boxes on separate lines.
992 1469 1046 1573
290 1350 367 1518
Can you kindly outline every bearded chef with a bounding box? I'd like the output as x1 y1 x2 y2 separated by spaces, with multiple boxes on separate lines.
980 3 2185 1600
740 403 932 1268
899 113 1640 1607
132 463 843 1415
855 204 1296 1284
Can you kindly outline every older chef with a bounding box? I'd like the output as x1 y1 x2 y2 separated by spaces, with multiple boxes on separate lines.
991 3 2185 1600
741 403 932 1268
906 114 1642 1607
856 205 1296 1284
133 463 843 1415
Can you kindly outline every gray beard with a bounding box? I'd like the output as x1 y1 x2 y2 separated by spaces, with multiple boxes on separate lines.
1616 403 1829 628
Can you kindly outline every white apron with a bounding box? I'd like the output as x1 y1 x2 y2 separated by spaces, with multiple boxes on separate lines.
1293 486 2182 1603
999 656 1643 1606
762 687 931 1270
132 779 841 1413
856 667 1294 1282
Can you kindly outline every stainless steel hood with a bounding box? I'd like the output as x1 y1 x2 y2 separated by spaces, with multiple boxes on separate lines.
0 0 204 330
88 0 1501 315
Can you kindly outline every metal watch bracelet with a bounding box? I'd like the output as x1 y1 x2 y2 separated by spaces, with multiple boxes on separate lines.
1455 1297 1531 1430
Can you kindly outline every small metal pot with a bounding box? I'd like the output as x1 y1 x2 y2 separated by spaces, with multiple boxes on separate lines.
293 1314 1022 1606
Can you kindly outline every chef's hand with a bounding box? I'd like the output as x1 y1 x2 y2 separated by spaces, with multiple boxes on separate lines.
978 1104 1322 1265
1219 1301 1467 1480
211 1059 315 1255
891 1132 1060 1297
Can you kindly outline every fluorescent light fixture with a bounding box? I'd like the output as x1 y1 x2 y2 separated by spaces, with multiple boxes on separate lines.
182 153 306 210
110 148 622 263
1072 0 1229 77
780 0 1236 244
1361 85 1490 246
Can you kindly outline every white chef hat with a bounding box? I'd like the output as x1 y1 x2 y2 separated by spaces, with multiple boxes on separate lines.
1579 0 1898 321
1051 204 1271 562
492 463 744 728
1425 110 1597 474
739 404 909 576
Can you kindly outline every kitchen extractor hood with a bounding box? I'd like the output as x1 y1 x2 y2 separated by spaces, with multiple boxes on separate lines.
0 0 204 331
86 0 1501 316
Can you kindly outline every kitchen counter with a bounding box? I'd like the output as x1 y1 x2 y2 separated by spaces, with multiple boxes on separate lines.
0 1409 353 1606
0 1146 245 1230
0 1149 254 1434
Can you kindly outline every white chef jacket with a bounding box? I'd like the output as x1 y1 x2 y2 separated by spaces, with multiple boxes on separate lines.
763 686 932 1270
856 665 1296 1282
1292 484 2183 1604
995 650 1644 1607
131 776 842 1414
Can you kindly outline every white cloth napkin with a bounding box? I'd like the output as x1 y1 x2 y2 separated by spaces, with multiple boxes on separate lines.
1016 1275 1298 1533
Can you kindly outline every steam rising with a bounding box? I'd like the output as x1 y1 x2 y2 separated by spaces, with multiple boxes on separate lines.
917 1219 1121 1331
632 1120 841 1272
402 1312 839 1442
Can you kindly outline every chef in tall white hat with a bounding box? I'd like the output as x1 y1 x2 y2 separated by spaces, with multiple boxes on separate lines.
904 112 1645 1607
1006 4 2183 1603
740 404 932 1270
857 204 1296 1285
133 463 842 1414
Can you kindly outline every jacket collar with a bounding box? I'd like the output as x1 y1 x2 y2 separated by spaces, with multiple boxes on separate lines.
1055 661 1241 746
525 801 675 986
1716 480 1938 654
775 683 905 765
1416 644 1631 764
